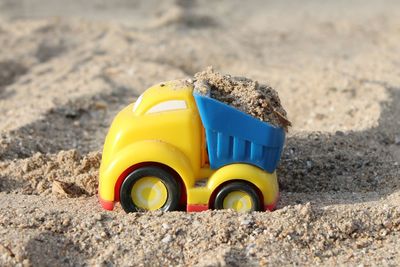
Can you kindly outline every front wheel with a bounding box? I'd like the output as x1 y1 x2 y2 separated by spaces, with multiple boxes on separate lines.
120 166 180 213
213 181 262 212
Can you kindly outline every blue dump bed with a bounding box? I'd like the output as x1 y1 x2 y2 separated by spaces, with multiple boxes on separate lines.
193 92 285 173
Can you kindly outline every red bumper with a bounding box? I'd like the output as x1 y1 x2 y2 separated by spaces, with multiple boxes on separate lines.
99 196 114 211
264 192 280 211
187 204 208 212
99 194 279 212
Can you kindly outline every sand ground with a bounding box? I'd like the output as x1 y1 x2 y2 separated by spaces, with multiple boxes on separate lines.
0 0 399 266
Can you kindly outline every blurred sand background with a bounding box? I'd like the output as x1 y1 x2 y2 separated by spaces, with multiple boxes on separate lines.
0 0 399 266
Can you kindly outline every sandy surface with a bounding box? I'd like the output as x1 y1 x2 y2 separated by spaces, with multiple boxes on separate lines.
0 0 400 266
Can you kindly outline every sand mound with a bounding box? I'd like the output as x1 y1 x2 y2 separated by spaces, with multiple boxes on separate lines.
0 150 100 197
0 196 399 266
194 67 291 131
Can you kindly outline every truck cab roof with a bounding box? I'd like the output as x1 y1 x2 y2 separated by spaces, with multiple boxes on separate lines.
133 80 195 116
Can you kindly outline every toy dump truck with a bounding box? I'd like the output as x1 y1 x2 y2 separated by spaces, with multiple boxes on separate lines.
98 80 285 212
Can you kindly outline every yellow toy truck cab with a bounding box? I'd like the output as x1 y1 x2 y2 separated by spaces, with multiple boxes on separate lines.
98 80 284 212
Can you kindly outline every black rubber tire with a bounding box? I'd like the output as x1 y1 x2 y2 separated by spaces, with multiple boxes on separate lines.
213 181 262 211
120 166 180 213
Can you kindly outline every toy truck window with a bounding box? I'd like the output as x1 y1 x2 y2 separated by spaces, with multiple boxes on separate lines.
146 100 187 114
132 94 144 112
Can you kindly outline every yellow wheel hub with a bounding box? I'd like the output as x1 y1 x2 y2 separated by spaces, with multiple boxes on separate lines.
131 176 168 210
223 191 253 212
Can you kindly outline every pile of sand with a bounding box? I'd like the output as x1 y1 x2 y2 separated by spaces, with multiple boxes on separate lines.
0 150 100 197
194 67 291 131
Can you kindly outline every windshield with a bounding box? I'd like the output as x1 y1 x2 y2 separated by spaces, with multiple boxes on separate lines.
132 94 144 112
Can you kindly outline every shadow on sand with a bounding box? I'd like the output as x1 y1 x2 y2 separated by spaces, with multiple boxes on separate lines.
279 82 400 204
25 232 85 267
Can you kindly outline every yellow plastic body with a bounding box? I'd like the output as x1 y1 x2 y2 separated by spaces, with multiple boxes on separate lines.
98 80 279 211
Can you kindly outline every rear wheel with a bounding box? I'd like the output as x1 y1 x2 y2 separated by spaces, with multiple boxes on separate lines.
213 181 261 212
120 166 180 213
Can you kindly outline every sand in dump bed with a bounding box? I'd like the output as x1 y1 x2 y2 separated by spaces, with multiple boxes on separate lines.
194 67 291 131
0 0 400 266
